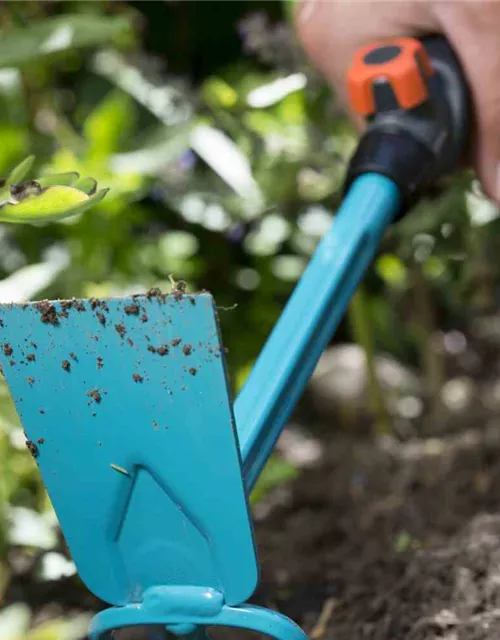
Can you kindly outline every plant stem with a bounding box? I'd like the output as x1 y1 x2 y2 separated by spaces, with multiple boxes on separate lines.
348 286 391 436
410 260 445 425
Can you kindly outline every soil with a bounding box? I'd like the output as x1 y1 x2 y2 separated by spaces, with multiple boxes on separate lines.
96 312 106 326
34 301 59 326
86 389 101 403
115 324 126 338
252 425 500 640
124 304 140 316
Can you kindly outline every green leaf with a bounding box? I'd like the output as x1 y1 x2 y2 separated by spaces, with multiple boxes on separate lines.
74 176 97 195
0 186 108 224
0 15 132 69
84 91 135 157
375 254 408 289
38 172 80 188
6 155 34 186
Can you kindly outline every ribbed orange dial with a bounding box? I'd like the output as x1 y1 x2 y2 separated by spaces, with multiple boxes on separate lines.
347 37 434 116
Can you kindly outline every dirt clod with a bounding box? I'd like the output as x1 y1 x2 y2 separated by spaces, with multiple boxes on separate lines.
27 377 34 385
132 373 143 383
39 409 45 414
183 344 193 356
124 304 140 316
115 323 126 338
25 439 38 458
126 338 134 347
35 301 59 326
69 352 77 361
3 343 13 356
87 389 101 403
147 345 157 354
171 338 181 347
37 438 45 445
97 357 104 369
157 345 169 356
61 360 71 372
26 353 35 362
96 312 106 326
140 313 148 323
146 287 164 300
188 367 197 376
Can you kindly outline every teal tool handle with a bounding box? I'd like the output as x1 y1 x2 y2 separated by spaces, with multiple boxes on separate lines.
236 36 470 491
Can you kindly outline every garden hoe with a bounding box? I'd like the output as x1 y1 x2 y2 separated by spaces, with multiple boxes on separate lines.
0 37 469 640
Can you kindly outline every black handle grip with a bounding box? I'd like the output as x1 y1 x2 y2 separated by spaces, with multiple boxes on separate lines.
345 36 471 214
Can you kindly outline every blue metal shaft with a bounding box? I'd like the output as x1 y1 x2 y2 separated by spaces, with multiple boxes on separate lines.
235 174 402 491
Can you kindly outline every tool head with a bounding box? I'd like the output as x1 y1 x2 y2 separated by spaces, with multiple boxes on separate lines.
0 291 258 607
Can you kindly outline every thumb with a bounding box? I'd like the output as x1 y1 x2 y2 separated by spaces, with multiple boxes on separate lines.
434 4 500 203
294 1 437 111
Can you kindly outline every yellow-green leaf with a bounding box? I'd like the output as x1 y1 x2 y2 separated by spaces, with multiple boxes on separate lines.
6 155 35 186
38 172 80 188
0 186 88 223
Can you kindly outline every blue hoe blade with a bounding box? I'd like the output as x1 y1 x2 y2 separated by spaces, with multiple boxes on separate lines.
0 292 258 607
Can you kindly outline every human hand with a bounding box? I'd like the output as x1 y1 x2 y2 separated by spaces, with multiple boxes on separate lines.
295 2 500 202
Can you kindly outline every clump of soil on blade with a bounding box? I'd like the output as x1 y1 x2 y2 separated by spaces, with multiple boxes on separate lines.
124 304 140 316
86 389 101 403
35 301 59 326
115 324 126 338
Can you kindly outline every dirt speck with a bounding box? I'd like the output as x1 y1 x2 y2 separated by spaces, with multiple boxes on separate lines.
171 338 181 347
153 420 159 430
26 353 35 362
132 373 143 383
61 360 71 372
97 357 104 369
87 389 101 403
157 345 169 356
115 323 126 338
126 338 134 347
9 360 15 367
35 301 59 326
188 367 197 376
96 311 106 326
124 304 140 316
30 342 37 349
140 313 148 323
146 287 165 300
183 344 193 356
25 439 38 458
170 279 187 301
147 345 157 354
27 376 34 385
69 352 78 361
3 343 13 356
37 438 45 445
39 409 45 415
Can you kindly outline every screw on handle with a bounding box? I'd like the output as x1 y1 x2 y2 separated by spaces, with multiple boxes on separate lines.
345 36 470 214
